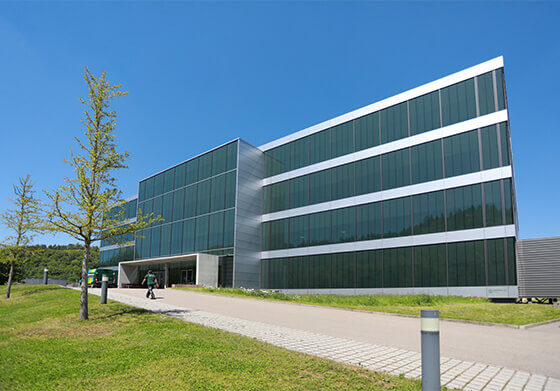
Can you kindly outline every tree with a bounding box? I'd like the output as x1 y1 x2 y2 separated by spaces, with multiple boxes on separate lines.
45 67 157 320
0 175 44 298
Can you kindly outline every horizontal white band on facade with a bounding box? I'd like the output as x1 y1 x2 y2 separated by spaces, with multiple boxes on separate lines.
124 194 138 202
262 110 508 187
259 56 504 152
261 225 516 259
262 166 512 222
100 242 135 252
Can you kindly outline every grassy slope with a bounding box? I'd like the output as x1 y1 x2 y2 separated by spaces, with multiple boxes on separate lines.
0 285 423 391
176 287 560 326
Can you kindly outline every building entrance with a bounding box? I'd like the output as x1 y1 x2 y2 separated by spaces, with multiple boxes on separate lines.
181 268 195 284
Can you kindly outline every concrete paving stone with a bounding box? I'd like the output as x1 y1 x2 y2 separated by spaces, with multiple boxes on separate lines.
544 378 560 391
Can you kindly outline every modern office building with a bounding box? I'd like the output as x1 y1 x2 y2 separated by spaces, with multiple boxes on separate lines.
100 56 519 298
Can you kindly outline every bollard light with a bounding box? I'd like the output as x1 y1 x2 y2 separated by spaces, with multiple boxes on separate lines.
43 268 49 285
421 310 440 391
100 274 109 304
102 275 109 282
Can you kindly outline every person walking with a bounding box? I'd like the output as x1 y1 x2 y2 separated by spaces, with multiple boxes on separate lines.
141 270 159 300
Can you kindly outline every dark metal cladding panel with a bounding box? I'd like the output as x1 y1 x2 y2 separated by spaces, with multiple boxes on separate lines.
516 237 560 297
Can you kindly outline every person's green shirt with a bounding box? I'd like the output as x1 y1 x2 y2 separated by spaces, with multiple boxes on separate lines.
145 273 156 285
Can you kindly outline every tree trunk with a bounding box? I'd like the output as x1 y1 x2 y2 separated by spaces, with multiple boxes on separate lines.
79 243 90 320
5 261 15 299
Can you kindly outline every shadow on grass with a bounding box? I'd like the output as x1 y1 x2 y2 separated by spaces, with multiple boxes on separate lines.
20 286 59 296
90 306 149 320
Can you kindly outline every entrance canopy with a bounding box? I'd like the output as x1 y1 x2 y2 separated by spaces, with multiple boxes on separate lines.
118 253 219 288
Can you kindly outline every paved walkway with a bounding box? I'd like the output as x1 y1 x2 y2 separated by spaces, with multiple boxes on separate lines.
85 288 560 391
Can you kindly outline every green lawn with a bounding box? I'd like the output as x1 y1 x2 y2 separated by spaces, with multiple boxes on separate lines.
175 287 560 326
0 285 423 391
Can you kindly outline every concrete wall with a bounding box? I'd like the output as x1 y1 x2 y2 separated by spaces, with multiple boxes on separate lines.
118 263 139 286
196 253 219 287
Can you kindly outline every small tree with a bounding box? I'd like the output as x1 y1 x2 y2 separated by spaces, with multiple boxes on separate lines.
0 175 44 299
45 67 156 320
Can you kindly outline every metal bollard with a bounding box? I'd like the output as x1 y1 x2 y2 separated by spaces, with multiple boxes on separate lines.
100 275 109 304
421 310 440 391
43 268 49 285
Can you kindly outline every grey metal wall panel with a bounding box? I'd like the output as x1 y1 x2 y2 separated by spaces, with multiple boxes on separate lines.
233 140 263 288
517 237 560 297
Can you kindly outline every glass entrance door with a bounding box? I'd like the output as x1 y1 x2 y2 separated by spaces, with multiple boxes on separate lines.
181 269 195 284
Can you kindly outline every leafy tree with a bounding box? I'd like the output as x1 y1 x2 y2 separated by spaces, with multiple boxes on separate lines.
0 175 44 298
44 67 157 320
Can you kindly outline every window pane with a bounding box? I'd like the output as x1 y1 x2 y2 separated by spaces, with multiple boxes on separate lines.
289 215 308 248
152 195 163 221
503 179 514 225
171 222 182 255
383 247 412 288
164 169 174 193
484 180 503 227
226 141 238 171
154 174 164 197
443 130 480 178
487 238 506 285
223 209 235 247
309 254 330 288
174 163 186 189
195 215 209 251
477 71 495 116
446 184 483 231
507 238 516 285
286 256 308 289
289 176 308 209
261 259 270 289
496 68 506 111
172 189 185 222
355 156 381 195
290 137 308 170
141 229 151 259
332 207 355 243
269 181 289 213
448 240 485 286
212 146 227 176
381 102 408 144
145 177 154 200
499 123 510 166
197 180 211 215
331 121 354 158
481 125 500 170
356 250 382 288
139 180 146 202
414 244 446 287
269 219 288 250
382 148 410 190
162 193 173 223
413 191 445 235
271 144 290 176
411 140 443 184
441 78 477 126
309 170 330 205
262 222 270 251
355 111 380 151
160 224 171 257
182 219 195 253
309 130 330 164
383 197 412 238
198 153 212 181
309 211 331 246
264 151 273 178
184 185 197 218
186 158 198 185
210 174 226 212
208 212 224 249
331 163 354 201
150 226 161 258
409 91 440 135
356 202 382 241
225 171 236 209
142 199 153 223
332 252 355 288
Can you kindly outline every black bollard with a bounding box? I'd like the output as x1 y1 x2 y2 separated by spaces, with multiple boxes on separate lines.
100 275 108 304
421 310 440 391
43 268 49 285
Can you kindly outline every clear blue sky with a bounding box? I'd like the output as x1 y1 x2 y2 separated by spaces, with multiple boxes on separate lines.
0 2 558 245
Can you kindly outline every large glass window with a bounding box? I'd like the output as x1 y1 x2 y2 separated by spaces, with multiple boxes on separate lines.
141 229 151 259
208 212 224 249
383 196 412 238
409 91 440 136
226 141 238 171
289 215 308 248
309 211 331 246
441 78 476 126
309 170 330 205
271 143 290 176
195 215 209 251
382 148 410 190
264 151 273 178
356 202 382 241
484 180 503 227
487 238 506 285
383 247 412 288
174 163 186 190
150 226 161 258
271 181 289 213
331 121 354 158
172 189 185 222
290 137 308 170
154 174 164 197
269 219 289 250
212 146 227 176
210 174 226 213
196 180 211 215
160 224 171 257
182 219 195 253
223 209 235 247
507 238 516 285
355 111 380 151
152 195 163 220
286 256 308 289
444 130 480 178
332 207 355 243
499 123 510 166
162 193 173 223
413 191 445 235
414 244 446 287
496 69 506 111
381 102 408 144
164 169 174 194
332 253 355 288
356 250 382 288
268 259 285 289
184 185 197 219
289 176 308 209
481 125 500 170
145 177 154 200
198 153 212 181
477 71 496 116
448 240 485 286
139 180 146 202
331 163 354 201
171 222 182 255
504 179 514 225
186 158 198 185
309 130 330 165
411 140 443 184
446 184 483 231
355 156 381 196
309 254 330 288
